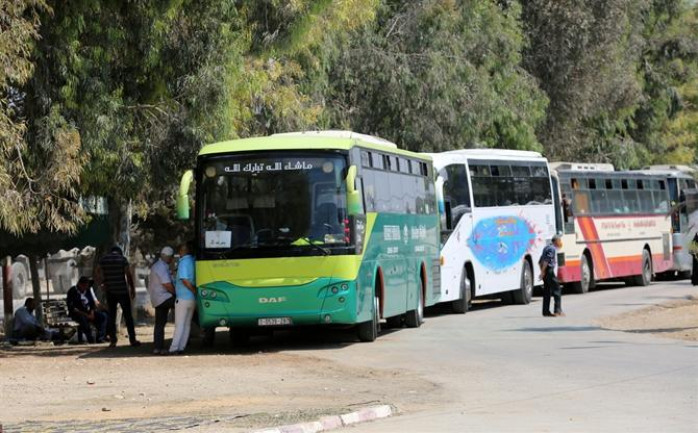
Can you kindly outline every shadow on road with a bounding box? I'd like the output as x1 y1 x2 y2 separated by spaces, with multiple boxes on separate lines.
624 326 698 334
507 325 602 333
71 326 409 359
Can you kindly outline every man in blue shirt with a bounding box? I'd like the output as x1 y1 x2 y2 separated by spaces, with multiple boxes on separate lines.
539 235 564 317
169 241 197 354
13 298 62 342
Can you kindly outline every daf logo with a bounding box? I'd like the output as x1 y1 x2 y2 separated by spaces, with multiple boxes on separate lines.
259 296 287 304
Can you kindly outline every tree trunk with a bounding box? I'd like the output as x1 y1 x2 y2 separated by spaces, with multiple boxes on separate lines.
29 254 44 326
3 256 13 338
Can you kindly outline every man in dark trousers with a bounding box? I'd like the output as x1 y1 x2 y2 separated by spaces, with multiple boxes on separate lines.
66 276 108 343
539 234 564 317
147 246 176 355
96 246 141 347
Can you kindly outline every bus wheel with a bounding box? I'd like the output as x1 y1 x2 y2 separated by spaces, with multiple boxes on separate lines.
229 328 250 346
357 294 380 342
513 261 533 305
571 255 592 294
452 270 471 314
405 282 424 328
201 327 216 348
633 250 652 286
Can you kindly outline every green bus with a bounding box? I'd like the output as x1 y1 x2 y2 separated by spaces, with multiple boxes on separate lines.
177 131 441 343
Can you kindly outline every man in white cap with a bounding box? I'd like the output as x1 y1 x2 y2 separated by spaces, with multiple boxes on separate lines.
148 246 175 354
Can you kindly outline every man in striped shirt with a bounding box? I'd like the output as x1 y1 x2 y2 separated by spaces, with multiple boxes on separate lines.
96 246 141 347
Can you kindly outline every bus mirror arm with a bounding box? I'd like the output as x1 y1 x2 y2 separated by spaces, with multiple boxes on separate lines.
346 165 363 215
177 170 194 220
444 200 453 231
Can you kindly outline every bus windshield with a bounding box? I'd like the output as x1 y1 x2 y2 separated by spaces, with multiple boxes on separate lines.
198 152 350 258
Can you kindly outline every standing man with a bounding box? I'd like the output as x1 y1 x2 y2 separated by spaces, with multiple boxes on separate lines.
169 241 197 355
66 276 108 343
96 246 141 347
539 234 565 317
148 246 176 355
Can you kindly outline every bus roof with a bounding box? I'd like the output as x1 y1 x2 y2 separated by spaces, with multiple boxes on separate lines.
634 166 696 178
643 164 696 173
198 130 431 161
425 148 546 167
549 162 615 172
557 169 674 180
443 148 544 158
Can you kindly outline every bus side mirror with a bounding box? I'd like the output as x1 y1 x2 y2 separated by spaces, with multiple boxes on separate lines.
346 165 363 215
444 201 453 231
177 170 194 220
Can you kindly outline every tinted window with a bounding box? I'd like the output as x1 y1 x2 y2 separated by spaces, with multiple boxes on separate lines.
362 162 435 215
371 153 384 169
470 161 552 207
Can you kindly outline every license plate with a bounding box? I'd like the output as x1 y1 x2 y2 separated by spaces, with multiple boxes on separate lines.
258 317 293 326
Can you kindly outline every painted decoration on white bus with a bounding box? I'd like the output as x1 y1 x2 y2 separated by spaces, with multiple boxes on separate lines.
467 216 538 271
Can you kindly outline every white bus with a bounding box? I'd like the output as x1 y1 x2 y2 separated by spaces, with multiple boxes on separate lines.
552 163 674 293
635 166 697 278
428 150 557 312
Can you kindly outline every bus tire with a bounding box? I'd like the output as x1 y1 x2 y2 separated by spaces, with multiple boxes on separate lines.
512 261 533 305
571 255 592 294
451 269 471 314
357 294 380 342
202 327 216 348
633 250 652 286
405 280 424 328
229 328 250 346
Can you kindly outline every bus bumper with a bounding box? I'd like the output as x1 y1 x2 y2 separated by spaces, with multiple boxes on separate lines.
196 279 358 329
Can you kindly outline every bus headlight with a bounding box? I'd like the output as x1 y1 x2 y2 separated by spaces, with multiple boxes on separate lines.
200 287 229 302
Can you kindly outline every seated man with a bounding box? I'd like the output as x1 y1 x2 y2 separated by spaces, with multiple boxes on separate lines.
13 298 61 342
66 276 108 343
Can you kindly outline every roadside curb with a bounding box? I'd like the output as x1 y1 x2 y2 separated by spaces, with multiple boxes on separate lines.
251 405 394 433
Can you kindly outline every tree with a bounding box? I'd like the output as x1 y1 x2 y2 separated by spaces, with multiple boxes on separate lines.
1 0 84 235
634 0 698 165
20 0 246 250
323 0 547 153
521 0 648 166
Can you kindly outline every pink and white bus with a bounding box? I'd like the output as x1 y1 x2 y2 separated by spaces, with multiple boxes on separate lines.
551 163 673 293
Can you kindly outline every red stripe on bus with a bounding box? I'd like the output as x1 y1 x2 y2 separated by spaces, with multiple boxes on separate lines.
577 217 612 279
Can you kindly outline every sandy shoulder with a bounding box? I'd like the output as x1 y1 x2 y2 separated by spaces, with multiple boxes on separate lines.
0 327 440 428
595 295 698 342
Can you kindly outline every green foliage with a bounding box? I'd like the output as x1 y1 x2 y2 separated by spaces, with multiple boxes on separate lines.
636 1 698 165
4 0 698 243
323 0 547 152
0 0 85 235
521 0 648 165
521 0 698 168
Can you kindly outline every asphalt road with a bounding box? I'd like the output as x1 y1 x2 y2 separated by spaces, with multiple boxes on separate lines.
300 281 698 433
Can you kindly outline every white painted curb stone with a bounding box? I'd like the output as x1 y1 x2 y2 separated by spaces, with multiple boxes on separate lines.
251 405 394 433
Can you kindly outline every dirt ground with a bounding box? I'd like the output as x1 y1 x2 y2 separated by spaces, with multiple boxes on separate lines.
596 295 698 341
0 326 442 430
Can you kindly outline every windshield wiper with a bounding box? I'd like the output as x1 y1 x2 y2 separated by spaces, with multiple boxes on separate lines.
298 237 331 256
264 237 331 256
